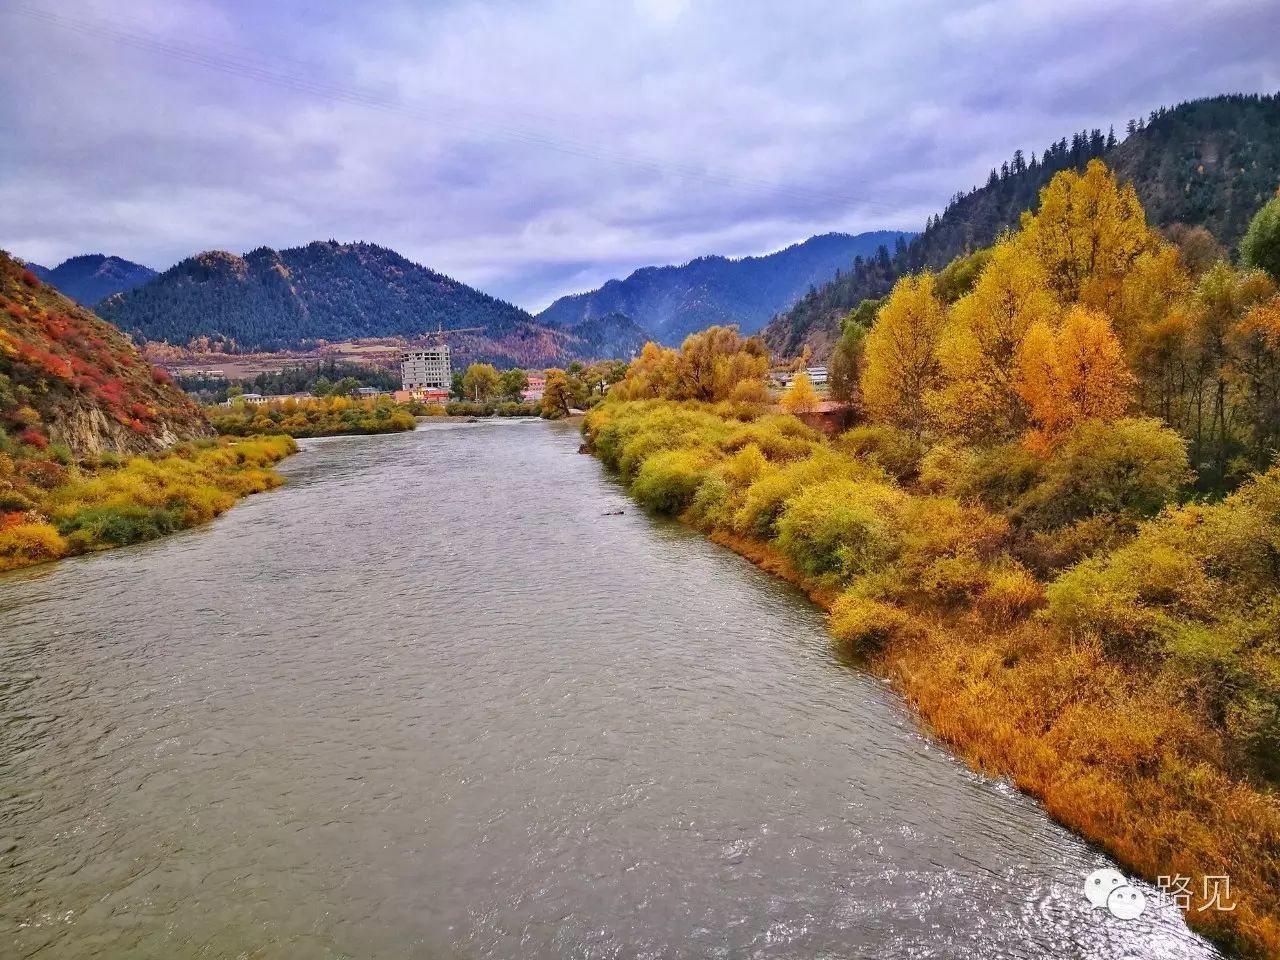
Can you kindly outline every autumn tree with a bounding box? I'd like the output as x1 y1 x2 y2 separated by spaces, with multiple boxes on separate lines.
1015 306 1134 452
1183 264 1277 479
931 238 1059 442
1230 297 1280 470
581 359 628 395
612 342 680 400
781 371 820 414
1240 192 1280 285
540 368 574 419
828 324 863 404
462 363 500 401
860 273 948 439
331 376 361 396
1164 224 1224 280
612 327 767 403
675 325 769 402
498 367 528 402
1018 159 1157 314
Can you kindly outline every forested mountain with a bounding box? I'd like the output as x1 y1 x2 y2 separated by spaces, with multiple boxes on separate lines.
538 230 911 346
98 241 644 366
26 254 157 306
765 92 1280 358
99 241 529 352
566 311 652 361
0 251 208 455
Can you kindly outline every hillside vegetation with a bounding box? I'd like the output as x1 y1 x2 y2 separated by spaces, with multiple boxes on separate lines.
0 251 208 455
767 93 1280 358
0 436 294 572
0 251 300 573
98 241 645 365
538 230 911 345
583 162 1280 957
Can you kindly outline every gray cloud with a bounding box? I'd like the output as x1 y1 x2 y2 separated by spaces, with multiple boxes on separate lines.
1 0 1276 309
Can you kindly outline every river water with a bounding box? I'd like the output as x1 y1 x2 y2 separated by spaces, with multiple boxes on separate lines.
1 421 1223 959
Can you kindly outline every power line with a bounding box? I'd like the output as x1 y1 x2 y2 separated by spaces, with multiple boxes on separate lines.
9 3 906 216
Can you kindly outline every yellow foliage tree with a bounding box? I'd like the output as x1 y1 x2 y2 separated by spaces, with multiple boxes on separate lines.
676 325 770 402
780 371 819 414
462 363 500 401
932 238 1059 441
1016 306 1134 451
613 326 768 403
1018 159 1158 314
1228 295 1280 470
612 341 680 400
860 272 947 438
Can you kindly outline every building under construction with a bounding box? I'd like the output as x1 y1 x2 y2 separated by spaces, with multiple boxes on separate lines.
400 344 451 391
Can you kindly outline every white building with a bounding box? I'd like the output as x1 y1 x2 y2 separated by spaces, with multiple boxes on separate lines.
401 345 451 391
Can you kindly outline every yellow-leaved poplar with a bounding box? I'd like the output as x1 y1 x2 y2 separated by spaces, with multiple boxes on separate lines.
1017 159 1157 313
860 272 947 438
1016 306 1134 451
780 371 820 414
933 237 1059 441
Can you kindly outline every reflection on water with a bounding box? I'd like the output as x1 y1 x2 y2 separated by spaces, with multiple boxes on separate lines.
0 420 1222 958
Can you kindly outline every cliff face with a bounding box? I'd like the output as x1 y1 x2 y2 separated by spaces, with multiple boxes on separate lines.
0 251 211 457
46 398 203 456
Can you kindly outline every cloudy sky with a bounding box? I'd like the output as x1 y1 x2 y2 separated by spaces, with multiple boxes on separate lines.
1 0 1277 310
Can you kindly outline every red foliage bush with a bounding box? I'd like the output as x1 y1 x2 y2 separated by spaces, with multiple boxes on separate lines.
152 366 175 386
18 428 49 450
20 269 39 287
128 417 149 434
18 458 67 489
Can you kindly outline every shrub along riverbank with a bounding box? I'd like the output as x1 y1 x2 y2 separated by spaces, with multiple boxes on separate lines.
210 395 417 438
0 435 295 572
583 399 1280 956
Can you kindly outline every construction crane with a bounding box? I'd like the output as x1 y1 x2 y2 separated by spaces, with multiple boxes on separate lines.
428 321 485 345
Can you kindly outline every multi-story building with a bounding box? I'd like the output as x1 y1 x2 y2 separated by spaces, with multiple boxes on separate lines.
400 345 451 391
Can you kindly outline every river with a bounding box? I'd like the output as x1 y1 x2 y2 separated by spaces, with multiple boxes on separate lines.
0 420 1223 958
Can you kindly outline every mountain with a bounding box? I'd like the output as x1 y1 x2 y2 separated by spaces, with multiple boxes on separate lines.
99 242 529 352
97 241 638 366
538 230 912 346
566 311 652 361
0 251 209 455
764 92 1280 358
28 254 158 306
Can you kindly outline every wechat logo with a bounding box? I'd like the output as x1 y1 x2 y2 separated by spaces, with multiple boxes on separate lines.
1084 868 1146 920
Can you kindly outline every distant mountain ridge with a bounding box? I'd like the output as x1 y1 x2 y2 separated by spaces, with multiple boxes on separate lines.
764 92 1280 358
26 254 157 307
96 241 640 366
538 230 912 346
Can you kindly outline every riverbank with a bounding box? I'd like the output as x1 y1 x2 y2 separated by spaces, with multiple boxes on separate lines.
0 435 296 572
583 399 1280 959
